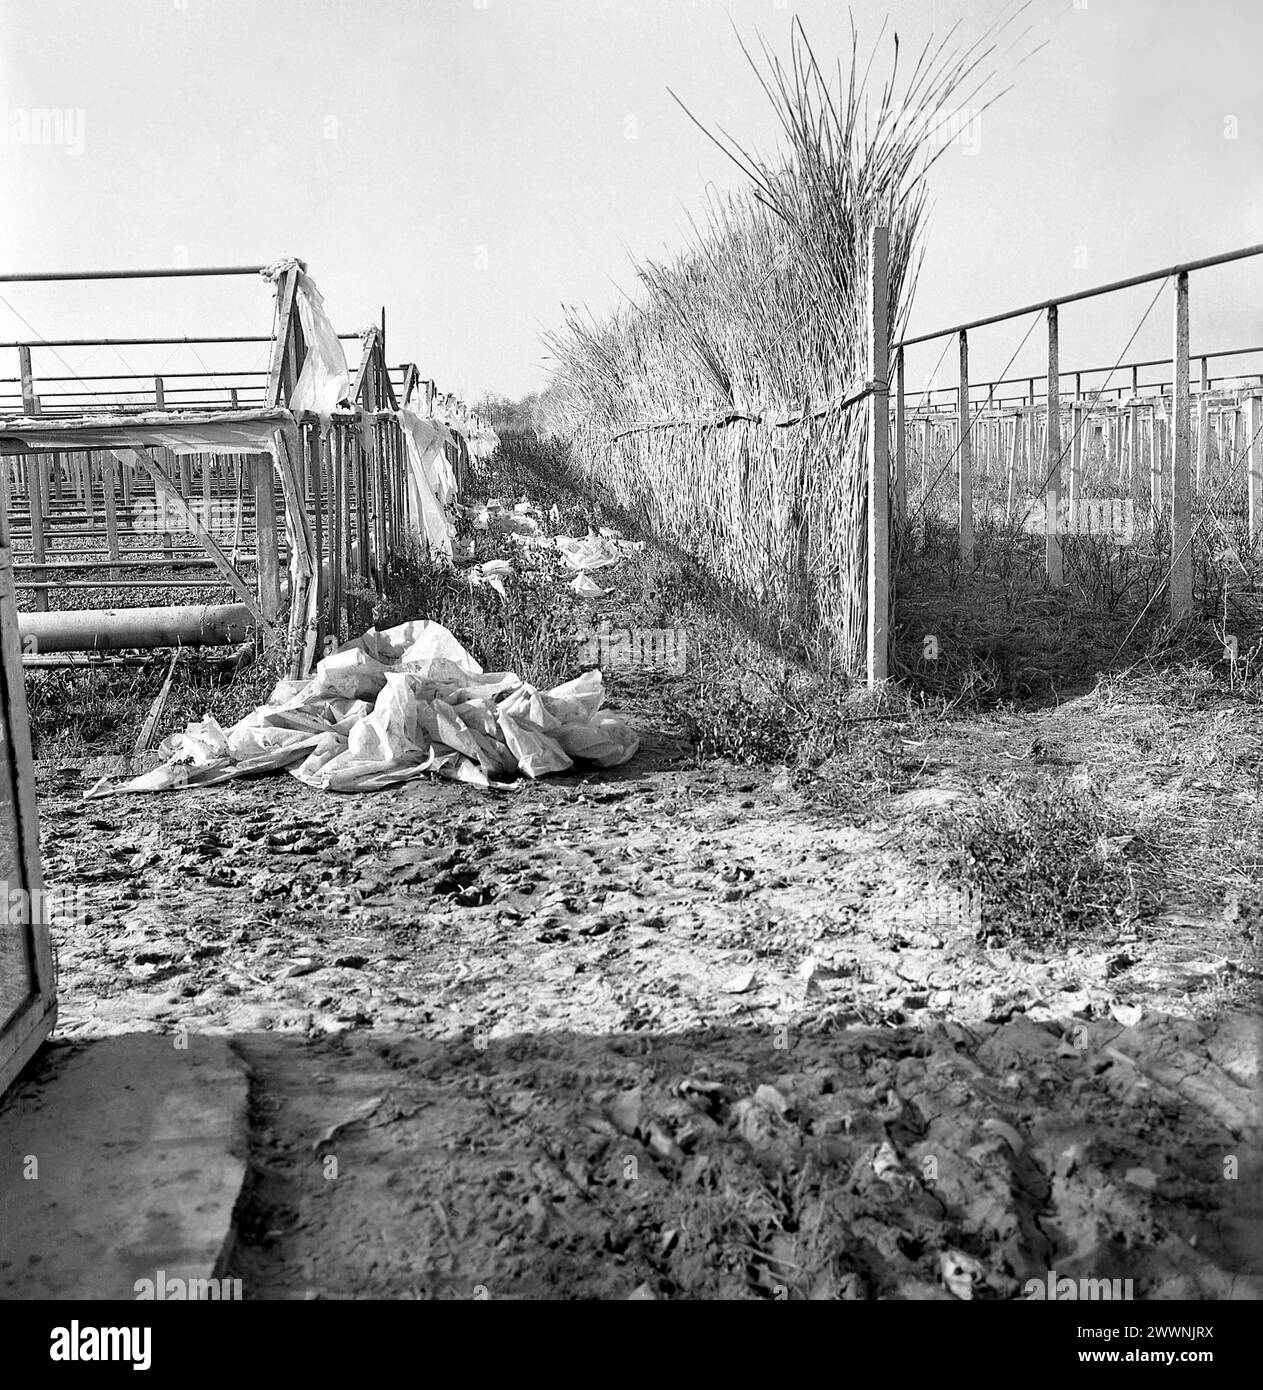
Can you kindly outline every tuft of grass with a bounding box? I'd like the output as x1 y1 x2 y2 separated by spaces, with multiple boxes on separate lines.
24 643 285 760
929 776 1153 948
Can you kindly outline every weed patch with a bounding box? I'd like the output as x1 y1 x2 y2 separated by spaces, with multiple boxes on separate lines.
929 776 1153 947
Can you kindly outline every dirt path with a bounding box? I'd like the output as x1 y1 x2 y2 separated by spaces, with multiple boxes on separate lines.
32 691 1262 1299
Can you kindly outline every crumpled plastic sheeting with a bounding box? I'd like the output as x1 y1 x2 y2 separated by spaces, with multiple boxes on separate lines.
461 558 513 598
85 620 639 798
471 499 541 536
395 407 458 560
465 420 500 460
557 532 644 571
570 572 606 599
260 260 352 424
292 274 352 422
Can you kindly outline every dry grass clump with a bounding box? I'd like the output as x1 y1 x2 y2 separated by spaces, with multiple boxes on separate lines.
546 17 1014 677
931 775 1153 948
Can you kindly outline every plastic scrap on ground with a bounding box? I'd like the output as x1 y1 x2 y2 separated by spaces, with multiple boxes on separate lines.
461 499 645 600
569 573 606 598
462 558 514 598
85 620 639 798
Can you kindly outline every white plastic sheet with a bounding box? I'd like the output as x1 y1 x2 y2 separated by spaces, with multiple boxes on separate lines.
570 572 606 599
85 620 639 798
557 532 633 572
397 407 457 560
463 558 513 598
260 260 351 424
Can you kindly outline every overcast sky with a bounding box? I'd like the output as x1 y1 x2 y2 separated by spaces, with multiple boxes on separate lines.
2 0 1261 404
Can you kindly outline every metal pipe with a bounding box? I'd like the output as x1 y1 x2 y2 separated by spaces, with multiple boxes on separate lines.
0 265 269 282
23 655 155 668
899 242 1263 349
0 332 360 348
32 369 271 382
11 557 257 570
16 579 243 590
18 602 255 651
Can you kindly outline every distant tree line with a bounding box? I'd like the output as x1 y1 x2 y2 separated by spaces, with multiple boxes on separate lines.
470 392 541 434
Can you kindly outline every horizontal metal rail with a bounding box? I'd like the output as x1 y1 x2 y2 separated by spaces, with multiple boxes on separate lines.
0 332 360 348
0 265 268 283
909 376 1263 411
16 579 242 590
898 242 1263 349
11 369 271 383
904 342 1263 404
12 558 257 570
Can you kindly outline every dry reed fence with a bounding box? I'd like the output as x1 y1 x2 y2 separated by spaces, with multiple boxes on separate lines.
545 18 1012 677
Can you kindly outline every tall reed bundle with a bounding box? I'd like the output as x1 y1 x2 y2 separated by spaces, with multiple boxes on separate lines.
545 15 1012 675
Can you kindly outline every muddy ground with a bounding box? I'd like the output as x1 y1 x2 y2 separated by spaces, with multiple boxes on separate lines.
29 684 1263 1300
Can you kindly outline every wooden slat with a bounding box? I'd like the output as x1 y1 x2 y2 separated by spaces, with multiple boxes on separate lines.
330 427 344 644
309 427 325 654
0 551 58 1097
254 454 282 622
103 452 120 581
0 458 10 551
1069 402 1082 534
1249 395 1262 543
18 345 37 415
28 455 47 613
894 348 906 523
266 266 301 408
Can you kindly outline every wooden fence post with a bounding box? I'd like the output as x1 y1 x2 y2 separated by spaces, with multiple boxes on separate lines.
309 427 325 655
920 417 931 504
330 427 344 643
866 226 890 688
1006 412 1018 514
29 455 47 614
1196 390 1208 495
255 453 282 622
1069 401 1082 535
958 330 973 559
1046 305 1063 584
18 346 37 415
1170 271 1192 620
893 347 906 524
1249 394 1262 544
103 453 120 581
